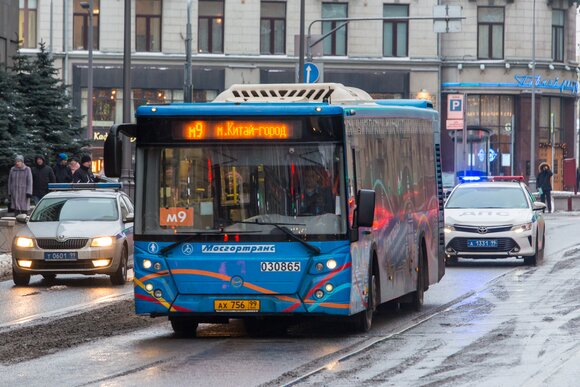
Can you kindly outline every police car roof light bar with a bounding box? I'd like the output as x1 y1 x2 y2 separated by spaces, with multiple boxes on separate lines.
48 183 123 191
489 176 525 182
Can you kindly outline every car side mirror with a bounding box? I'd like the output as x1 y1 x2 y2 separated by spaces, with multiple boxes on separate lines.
355 189 375 228
124 213 134 222
533 202 547 212
15 214 28 223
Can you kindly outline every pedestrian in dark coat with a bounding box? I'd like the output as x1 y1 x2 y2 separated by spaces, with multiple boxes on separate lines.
53 152 73 183
8 155 33 215
73 155 95 183
536 162 553 212
32 155 56 204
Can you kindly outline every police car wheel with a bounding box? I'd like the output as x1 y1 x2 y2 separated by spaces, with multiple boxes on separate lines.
110 246 128 285
12 268 30 286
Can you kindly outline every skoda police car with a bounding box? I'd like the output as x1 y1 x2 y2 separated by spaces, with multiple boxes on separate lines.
11 183 134 286
444 177 546 266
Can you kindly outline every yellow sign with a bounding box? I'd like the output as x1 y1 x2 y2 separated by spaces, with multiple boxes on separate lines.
214 300 260 312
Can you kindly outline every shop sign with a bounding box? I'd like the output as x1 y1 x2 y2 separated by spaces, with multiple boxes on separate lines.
514 75 579 95
442 74 580 96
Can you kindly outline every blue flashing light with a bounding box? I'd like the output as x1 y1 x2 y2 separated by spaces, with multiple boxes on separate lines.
458 176 490 183
49 183 123 190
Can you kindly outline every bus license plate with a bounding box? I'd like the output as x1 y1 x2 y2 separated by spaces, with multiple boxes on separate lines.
467 239 498 248
214 300 260 312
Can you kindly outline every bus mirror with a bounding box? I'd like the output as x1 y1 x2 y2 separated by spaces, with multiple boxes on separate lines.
356 189 375 228
104 124 136 178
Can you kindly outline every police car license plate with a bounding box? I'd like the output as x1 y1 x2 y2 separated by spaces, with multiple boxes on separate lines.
467 239 498 248
214 300 260 312
44 252 78 261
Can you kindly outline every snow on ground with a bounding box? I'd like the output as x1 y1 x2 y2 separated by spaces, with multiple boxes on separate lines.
0 253 10 279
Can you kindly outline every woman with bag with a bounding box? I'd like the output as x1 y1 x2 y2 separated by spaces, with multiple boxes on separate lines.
536 162 553 213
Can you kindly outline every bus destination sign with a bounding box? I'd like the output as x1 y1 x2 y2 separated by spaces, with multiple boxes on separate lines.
175 120 297 140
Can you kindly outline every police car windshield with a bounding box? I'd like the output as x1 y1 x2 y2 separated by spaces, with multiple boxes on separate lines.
446 186 529 209
30 197 119 222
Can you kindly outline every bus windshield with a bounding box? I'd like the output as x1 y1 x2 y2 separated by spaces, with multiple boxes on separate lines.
141 143 347 238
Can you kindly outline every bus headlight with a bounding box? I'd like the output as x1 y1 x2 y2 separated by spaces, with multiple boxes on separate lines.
91 236 114 247
511 223 532 233
326 259 337 270
15 237 34 248
143 259 152 269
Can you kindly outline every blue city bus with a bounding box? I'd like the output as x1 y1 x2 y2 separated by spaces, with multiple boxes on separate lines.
104 83 445 335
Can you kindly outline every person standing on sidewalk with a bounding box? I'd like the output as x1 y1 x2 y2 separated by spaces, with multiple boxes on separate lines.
73 155 95 183
53 153 73 183
536 162 553 213
8 155 33 215
32 155 56 204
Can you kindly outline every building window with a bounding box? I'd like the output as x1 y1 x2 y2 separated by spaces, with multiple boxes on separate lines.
136 0 162 52
540 97 562 144
260 1 286 55
477 7 504 59
383 5 408 57
322 3 347 56
552 10 565 62
466 95 513 176
133 89 168 111
93 88 117 124
199 0 224 54
0 38 6 68
73 0 100 50
19 0 37 48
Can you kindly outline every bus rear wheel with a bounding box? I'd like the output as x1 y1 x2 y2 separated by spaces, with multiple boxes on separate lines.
407 245 425 311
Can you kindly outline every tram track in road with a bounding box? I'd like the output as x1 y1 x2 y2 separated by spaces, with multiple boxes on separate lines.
273 267 522 387
276 237 580 387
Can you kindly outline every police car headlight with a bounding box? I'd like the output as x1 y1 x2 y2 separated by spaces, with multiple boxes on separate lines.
444 225 455 234
511 223 533 233
91 236 114 247
15 237 34 248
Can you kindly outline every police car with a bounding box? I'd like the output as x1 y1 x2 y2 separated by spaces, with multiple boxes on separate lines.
11 183 134 286
444 176 546 266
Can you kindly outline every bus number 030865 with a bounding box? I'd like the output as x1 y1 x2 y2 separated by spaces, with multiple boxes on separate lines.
260 261 301 272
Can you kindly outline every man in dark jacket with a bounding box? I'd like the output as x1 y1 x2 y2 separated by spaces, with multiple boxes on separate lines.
31 155 56 204
536 162 553 213
53 152 73 183
73 155 95 183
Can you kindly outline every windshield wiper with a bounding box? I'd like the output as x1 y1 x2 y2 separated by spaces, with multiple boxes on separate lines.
236 220 321 255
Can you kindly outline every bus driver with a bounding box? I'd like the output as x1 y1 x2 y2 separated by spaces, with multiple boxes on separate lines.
300 167 334 215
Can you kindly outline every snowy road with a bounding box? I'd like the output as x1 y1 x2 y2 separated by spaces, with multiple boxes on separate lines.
0 213 578 386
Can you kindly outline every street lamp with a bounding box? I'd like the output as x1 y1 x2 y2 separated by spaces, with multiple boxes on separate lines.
528 0 537 190
80 0 94 146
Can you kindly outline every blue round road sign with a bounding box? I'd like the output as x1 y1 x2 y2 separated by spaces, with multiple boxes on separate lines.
304 62 319 83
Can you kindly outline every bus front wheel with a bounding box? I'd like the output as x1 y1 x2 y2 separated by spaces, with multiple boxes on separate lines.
170 317 198 337
353 264 377 332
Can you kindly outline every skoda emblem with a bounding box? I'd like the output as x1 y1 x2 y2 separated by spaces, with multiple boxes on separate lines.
477 227 488 234
56 234 67 242
231 276 244 288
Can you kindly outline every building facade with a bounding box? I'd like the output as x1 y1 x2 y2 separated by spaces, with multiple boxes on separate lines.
441 0 578 190
0 0 18 69
18 0 578 187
